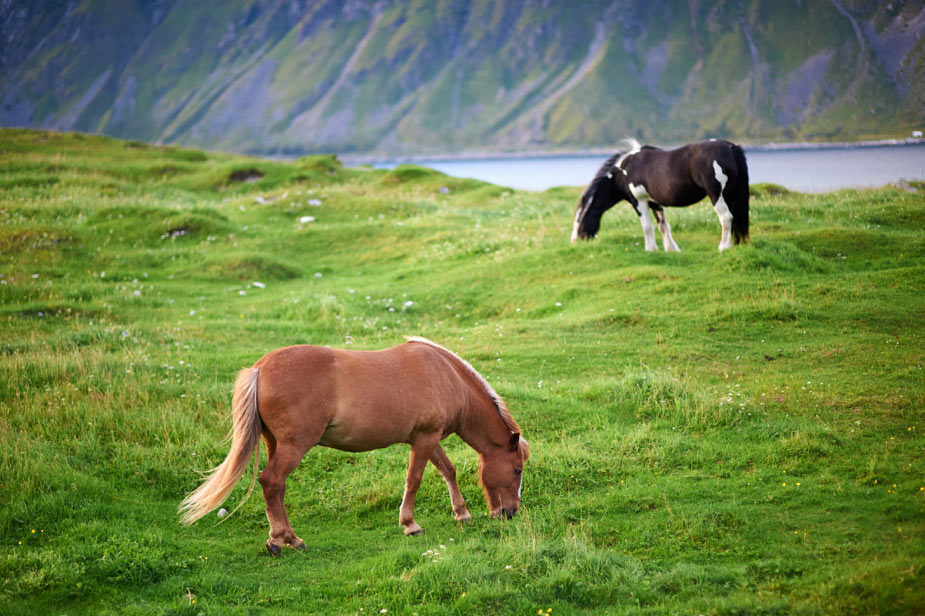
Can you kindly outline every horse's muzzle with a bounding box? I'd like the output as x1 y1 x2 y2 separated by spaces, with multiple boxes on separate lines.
500 507 518 520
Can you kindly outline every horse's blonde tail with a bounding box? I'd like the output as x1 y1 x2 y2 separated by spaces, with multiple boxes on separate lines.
179 367 262 526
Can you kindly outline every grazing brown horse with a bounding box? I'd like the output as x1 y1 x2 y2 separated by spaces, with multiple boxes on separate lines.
179 336 529 555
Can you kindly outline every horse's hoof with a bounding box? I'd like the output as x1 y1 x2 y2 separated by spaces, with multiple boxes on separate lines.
455 512 472 523
266 541 282 557
404 523 424 536
294 541 307 551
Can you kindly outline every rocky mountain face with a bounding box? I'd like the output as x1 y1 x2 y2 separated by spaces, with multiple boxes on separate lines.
2 0 923 156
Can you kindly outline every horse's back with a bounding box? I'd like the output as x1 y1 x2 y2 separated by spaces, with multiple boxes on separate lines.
686 140 740 171
253 343 467 452
628 145 707 206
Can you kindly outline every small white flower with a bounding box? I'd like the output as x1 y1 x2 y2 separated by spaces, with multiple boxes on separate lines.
252 281 266 288
308 199 322 206
299 216 315 224
314 272 322 278
189 310 196 316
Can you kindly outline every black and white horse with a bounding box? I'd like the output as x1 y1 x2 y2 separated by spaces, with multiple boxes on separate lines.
571 139 749 252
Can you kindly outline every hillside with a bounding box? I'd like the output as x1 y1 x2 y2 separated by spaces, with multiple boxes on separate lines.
2 0 924 157
1 128 923 613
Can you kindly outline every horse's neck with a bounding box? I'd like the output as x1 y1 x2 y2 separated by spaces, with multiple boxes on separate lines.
456 395 510 456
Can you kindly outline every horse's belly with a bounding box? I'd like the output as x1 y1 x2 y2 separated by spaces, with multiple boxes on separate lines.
317 420 411 452
318 401 445 452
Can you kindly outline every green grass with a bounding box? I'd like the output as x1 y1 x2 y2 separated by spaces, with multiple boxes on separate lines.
1 128 923 615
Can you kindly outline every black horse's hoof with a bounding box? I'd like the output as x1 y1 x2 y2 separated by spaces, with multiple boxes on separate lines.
266 541 282 557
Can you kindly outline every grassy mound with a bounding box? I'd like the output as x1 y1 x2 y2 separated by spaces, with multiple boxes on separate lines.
1 129 922 615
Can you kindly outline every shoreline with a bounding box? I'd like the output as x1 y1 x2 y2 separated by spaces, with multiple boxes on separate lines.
338 137 925 166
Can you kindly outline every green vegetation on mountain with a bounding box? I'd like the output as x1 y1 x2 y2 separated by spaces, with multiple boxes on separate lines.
2 1 923 156
1 128 923 613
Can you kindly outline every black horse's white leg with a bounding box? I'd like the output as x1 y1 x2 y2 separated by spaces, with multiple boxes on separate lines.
711 161 735 251
651 205 680 252
638 202 658 251
629 183 658 251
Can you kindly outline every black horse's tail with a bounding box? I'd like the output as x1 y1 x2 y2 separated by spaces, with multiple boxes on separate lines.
730 145 749 244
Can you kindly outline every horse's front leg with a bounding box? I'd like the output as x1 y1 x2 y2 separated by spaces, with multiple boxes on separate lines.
636 201 659 251
399 433 441 535
429 443 471 522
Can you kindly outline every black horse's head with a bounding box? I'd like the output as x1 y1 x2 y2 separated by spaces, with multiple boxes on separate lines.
571 151 627 242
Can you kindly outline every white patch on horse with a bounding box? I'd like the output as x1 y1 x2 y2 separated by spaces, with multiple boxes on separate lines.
628 182 649 201
613 138 642 172
712 160 734 251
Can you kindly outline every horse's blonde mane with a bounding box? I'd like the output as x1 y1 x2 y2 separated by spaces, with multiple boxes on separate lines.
404 336 521 434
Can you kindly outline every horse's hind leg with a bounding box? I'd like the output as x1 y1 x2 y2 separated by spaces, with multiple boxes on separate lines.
429 443 471 522
399 433 441 535
650 205 680 252
707 161 735 251
259 441 312 555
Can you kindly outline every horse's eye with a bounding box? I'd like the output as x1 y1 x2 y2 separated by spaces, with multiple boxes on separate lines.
513 468 522 476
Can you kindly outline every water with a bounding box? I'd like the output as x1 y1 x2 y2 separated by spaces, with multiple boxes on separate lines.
375 143 925 193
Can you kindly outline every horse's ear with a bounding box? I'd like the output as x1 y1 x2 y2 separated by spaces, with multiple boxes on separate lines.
509 432 520 452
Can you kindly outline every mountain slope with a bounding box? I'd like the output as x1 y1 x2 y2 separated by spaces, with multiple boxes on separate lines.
2 0 923 156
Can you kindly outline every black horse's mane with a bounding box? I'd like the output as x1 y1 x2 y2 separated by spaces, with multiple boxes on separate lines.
580 151 622 204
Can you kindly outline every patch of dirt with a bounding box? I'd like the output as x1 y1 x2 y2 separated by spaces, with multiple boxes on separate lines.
228 168 264 183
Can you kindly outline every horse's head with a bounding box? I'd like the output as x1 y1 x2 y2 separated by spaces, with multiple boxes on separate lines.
571 153 626 242
479 432 530 519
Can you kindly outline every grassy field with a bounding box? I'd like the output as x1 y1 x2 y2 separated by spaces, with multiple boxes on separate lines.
0 128 922 615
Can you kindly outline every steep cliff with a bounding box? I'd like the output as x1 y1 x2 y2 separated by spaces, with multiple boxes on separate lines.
2 0 923 155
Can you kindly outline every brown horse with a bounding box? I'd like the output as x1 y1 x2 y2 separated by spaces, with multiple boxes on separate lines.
179 336 529 555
